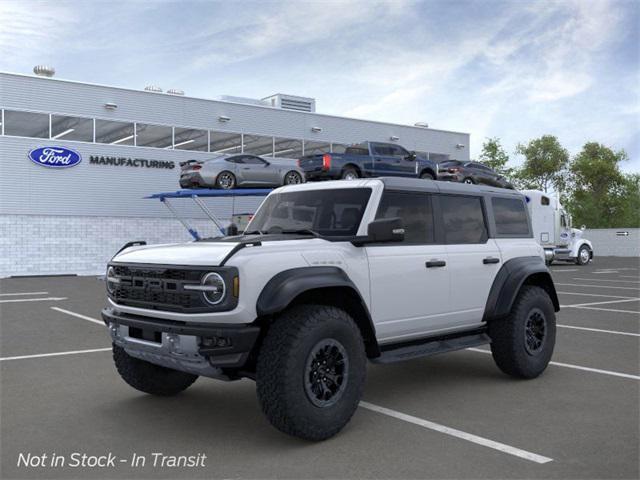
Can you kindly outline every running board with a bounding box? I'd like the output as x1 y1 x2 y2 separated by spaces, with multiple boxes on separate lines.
372 331 490 364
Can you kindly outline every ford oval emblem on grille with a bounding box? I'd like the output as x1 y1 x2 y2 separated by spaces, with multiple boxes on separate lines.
28 146 82 168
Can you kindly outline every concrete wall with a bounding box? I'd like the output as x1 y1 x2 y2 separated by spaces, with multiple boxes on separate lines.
584 228 640 257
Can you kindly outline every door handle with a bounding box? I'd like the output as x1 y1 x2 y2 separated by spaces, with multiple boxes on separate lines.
483 257 500 264
426 260 446 268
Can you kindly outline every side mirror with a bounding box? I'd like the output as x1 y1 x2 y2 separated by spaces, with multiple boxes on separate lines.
352 218 405 246
581 225 586 231
406 151 417 161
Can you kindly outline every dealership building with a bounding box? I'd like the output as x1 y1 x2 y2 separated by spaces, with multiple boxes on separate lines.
0 69 470 277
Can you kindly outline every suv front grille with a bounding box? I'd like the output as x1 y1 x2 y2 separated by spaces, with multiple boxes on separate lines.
109 264 234 313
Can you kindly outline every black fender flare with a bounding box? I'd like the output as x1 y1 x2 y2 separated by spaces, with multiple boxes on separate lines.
257 266 366 316
483 256 560 322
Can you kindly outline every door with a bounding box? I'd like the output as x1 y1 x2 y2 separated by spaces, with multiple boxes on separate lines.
437 194 502 326
237 155 273 185
366 191 453 343
371 143 397 177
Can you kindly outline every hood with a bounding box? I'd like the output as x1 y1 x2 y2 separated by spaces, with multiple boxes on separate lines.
112 241 240 266
571 228 584 240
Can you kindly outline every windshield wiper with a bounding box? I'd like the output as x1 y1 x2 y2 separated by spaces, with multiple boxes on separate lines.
280 229 321 238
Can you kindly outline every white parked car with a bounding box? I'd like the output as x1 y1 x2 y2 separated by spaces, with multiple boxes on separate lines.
103 178 559 440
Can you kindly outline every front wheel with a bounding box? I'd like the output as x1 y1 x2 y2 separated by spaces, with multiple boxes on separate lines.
576 245 591 265
113 345 198 396
420 171 435 180
216 171 236 189
256 305 366 441
488 286 556 379
463 177 475 184
284 170 303 185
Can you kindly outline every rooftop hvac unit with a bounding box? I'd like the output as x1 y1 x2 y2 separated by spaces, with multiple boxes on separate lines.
144 85 163 93
33 65 55 77
262 94 316 113
167 89 185 95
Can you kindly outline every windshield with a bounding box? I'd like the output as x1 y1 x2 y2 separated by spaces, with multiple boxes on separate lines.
246 188 372 237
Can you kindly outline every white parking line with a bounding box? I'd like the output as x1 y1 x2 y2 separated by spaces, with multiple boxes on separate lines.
0 348 111 362
557 291 637 299
620 275 640 279
555 283 640 291
359 401 553 464
562 298 640 308
557 324 640 337
467 348 640 380
593 271 619 274
0 291 49 296
51 307 104 326
571 306 640 315
572 278 640 284
0 297 68 304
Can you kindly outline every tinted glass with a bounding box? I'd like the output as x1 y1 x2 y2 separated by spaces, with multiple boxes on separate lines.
244 134 273 156
274 137 303 158
376 192 434 244
136 123 172 148
226 156 244 164
441 195 488 244
210 131 242 154
389 145 410 157
242 156 266 165
4 110 49 138
304 140 331 155
174 127 208 151
95 119 134 145
247 188 371 237
541 196 550 206
429 153 450 163
492 197 530 236
51 114 93 142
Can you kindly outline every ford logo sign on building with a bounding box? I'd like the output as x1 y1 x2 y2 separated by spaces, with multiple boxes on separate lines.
28 146 82 168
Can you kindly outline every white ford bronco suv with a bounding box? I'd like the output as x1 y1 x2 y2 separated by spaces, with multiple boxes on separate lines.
102 178 559 440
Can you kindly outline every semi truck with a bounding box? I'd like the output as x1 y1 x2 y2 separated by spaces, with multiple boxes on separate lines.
522 190 593 265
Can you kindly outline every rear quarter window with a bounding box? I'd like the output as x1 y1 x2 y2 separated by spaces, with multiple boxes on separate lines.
492 197 531 236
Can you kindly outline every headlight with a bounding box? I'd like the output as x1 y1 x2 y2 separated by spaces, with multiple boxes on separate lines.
185 272 226 305
106 266 119 294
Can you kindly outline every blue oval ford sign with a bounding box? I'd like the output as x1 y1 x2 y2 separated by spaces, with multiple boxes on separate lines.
28 146 82 168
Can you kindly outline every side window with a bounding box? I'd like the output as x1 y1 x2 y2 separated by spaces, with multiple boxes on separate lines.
389 145 410 158
242 156 266 165
440 195 488 244
541 196 550 206
492 197 530 236
375 192 434 244
225 156 243 164
372 144 392 156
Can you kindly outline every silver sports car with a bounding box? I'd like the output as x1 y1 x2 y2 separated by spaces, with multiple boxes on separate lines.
179 154 305 189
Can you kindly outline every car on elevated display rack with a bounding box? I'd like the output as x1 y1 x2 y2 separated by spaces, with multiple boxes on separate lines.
437 160 515 189
179 154 305 189
103 178 559 441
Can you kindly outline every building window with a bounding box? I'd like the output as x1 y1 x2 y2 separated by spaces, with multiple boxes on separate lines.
135 123 173 148
273 137 303 159
50 114 93 142
429 153 450 163
440 195 488 244
173 127 208 151
210 131 242 154
95 119 135 145
3 110 49 138
243 134 274 156
304 140 331 155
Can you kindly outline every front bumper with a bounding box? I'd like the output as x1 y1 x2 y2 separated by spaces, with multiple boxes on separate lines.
102 308 260 377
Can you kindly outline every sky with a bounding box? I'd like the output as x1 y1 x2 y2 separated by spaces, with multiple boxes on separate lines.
1 0 638 171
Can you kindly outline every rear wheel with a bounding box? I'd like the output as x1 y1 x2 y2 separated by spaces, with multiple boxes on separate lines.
113 345 198 396
488 286 556 379
284 170 303 185
576 245 591 265
341 167 360 180
420 171 435 180
256 304 366 440
216 171 236 189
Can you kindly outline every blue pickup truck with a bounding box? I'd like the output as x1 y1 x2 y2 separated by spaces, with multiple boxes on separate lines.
298 141 439 181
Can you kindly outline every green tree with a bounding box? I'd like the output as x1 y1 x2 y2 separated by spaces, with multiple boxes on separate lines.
566 142 638 228
516 135 569 193
479 137 510 174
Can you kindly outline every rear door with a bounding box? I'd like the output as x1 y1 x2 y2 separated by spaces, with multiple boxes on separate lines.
366 190 453 343
437 194 502 326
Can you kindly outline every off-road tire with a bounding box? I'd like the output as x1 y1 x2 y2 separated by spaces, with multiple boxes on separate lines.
216 171 236 189
113 344 198 396
420 171 435 180
488 286 556 379
576 245 591 265
341 167 360 180
256 304 367 441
